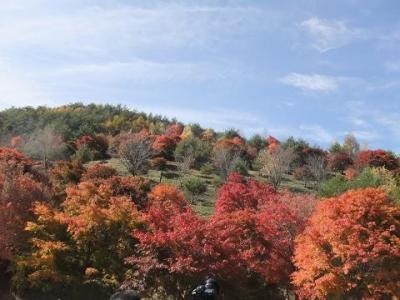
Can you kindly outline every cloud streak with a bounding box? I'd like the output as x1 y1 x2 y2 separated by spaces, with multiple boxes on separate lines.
300 17 365 52
280 73 339 91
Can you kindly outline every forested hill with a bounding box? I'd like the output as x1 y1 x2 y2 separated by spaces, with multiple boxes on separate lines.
1 103 400 299
0 103 173 141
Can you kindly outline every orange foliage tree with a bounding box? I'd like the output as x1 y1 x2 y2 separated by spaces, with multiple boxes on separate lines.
292 188 400 299
267 135 280 153
152 135 176 160
0 148 48 261
13 176 149 299
0 147 32 171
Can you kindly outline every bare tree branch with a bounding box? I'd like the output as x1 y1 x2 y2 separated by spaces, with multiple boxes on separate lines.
257 147 295 190
119 135 154 176
212 148 241 180
306 154 328 188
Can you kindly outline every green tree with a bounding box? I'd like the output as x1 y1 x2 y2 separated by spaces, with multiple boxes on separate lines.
174 137 211 169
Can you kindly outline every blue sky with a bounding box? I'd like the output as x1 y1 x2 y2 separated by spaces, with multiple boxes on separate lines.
0 0 400 151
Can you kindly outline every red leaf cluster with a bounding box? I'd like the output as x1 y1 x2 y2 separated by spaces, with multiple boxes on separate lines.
152 135 176 159
131 174 317 298
165 123 184 143
355 150 399 170
0 149 47 260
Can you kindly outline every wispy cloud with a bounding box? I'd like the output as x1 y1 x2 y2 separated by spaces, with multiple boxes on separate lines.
0 2 276 103
299 124 334 144
0 4 272 57
385 61 400 72
280 73 338 91
344 101 400 142
56 58 241 84
300 17 365 52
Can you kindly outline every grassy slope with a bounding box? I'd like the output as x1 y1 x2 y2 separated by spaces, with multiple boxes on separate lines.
88 158 314 217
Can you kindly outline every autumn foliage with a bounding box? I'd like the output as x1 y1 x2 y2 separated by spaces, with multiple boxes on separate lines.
0 147 32 170
355 149 399 171
130 174 317 299
13 176 148 299
292 188 400 299
0 149 47 261
81 163 118 181
74 134 109 159
2 104 400 299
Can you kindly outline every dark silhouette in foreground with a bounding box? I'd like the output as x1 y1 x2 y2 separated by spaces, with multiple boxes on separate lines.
109 290 141 300
192 277 220 300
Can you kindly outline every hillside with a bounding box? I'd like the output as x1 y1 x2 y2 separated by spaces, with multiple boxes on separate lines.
1 103 400 300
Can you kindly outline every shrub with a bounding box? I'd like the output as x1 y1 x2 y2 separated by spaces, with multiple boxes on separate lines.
200 162 215 175
182 176 207 201
0 147 32 171
72 144 94 164
232 159 248 176
318 174 349 197
49 160 84 191
319 167 400 202
82 163 117 181
211 176 224 187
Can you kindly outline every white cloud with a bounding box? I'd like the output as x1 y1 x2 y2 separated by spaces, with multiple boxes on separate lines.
385 61 400 72
280 73 338 91
300 17 364 52
299 124 334 144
